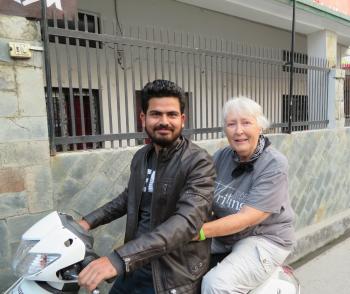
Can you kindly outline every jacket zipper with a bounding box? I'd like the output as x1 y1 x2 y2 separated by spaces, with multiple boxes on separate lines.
124 257 131 272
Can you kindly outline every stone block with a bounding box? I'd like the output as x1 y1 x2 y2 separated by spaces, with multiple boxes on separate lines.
25 165 53 213
0 64 15 90
6 211 51 243
0 191 27 218
0 220 10 267
0 14 40 41
16 66 47 116
0 167 25 194
0 116 48 141
0 90 18 117
0 141 50 168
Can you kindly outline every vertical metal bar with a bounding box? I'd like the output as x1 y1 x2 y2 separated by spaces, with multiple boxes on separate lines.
255 46 258 104
64 14 77 151
145 28 151 82
138 27 144 88
75 14 87 149
246 45 249 97
167 30 172 81
216 39 220 136
113 44 122 146
41 0 55 155
123 44 130 145
231 41 234 99
181 32 185 91
226 41 229 101
288 0 296 133
199 36 203 139
247 46 255 100
130 45 137 141
160 29 165 79
221 40 224 120
210 42 214 138
187 33 192 131
175 32 179 85
153 27 157 79
113 20 122 147
205 38 209 138
236 50 240 96
319 58 324 128
95 15 104 148
276 50 280 129
84 14 96 149
193 34 197 140
53 10 66 151
310 56 315 128
102 20 114 148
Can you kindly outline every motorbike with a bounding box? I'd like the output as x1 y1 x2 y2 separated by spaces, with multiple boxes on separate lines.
5 211 300 294
5 211 102 294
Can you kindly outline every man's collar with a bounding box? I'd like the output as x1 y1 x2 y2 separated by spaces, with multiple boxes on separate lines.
154 136 184 160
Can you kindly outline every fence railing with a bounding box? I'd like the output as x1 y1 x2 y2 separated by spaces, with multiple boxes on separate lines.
44 15 330 152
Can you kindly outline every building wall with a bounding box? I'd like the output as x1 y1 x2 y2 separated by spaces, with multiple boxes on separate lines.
0 14 53 288
87 0 307 52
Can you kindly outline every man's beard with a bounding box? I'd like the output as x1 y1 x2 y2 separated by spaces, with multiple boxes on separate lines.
145 125 183 147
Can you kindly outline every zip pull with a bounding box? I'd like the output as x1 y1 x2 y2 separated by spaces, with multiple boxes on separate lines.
162 183 168 193
124 257 131 272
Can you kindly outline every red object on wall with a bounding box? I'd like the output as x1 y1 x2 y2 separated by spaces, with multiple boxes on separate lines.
313 0 350 17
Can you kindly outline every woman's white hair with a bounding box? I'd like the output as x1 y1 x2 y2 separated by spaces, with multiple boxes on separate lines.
222 96 270 129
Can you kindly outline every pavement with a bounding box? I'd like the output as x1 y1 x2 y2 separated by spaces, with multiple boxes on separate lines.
295 236 350 294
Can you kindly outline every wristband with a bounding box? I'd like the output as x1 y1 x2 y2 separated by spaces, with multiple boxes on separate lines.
199 228 206 241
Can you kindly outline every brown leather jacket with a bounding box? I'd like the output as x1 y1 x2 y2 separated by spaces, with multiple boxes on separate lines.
84 137 216 294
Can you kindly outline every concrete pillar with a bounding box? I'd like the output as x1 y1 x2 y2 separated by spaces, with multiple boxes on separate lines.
307 30 345 128
327 68 345 128
307 30 337 67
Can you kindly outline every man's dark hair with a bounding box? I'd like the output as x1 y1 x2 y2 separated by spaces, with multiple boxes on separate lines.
141 79 185 113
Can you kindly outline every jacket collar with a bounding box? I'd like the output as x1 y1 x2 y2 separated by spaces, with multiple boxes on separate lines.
147 136 185 162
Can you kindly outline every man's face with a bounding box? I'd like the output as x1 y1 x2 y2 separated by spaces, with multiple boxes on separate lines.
141 97 185 148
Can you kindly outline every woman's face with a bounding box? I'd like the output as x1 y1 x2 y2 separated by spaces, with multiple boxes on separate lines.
224 111 262 162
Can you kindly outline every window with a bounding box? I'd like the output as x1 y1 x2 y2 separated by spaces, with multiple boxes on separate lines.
50 87 102 150
282 50 308 74
48 11 102 48
282 94 309 132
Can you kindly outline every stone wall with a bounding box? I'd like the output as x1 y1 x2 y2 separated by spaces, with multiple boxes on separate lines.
52 129 350 265
0 14 53 289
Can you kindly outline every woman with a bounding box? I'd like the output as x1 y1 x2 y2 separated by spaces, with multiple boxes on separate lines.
200 97 295 294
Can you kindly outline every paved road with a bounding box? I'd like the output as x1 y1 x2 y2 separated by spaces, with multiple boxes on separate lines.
295 236 350 294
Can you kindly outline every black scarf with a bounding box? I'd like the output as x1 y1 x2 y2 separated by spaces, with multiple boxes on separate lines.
231 135 271 178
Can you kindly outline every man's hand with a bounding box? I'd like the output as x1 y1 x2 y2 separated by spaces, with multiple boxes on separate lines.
78 219 91 231
78 256 117 292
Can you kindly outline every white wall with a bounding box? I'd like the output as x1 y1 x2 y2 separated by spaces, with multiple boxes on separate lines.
78 0 307 52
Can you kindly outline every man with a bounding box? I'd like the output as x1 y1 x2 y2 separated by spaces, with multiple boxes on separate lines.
78 79 216 294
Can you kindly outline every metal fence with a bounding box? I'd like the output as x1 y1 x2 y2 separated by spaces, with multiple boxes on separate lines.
44 14 330 152
345 70 350 127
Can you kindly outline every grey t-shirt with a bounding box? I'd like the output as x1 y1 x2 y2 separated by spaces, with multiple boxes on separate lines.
212 145 295 249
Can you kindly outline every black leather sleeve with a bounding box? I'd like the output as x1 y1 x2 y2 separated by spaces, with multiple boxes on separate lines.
83 187 128 229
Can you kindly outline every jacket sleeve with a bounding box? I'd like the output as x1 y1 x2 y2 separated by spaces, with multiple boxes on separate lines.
114 150 216 272
83 187 128 229
82 156 136 229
